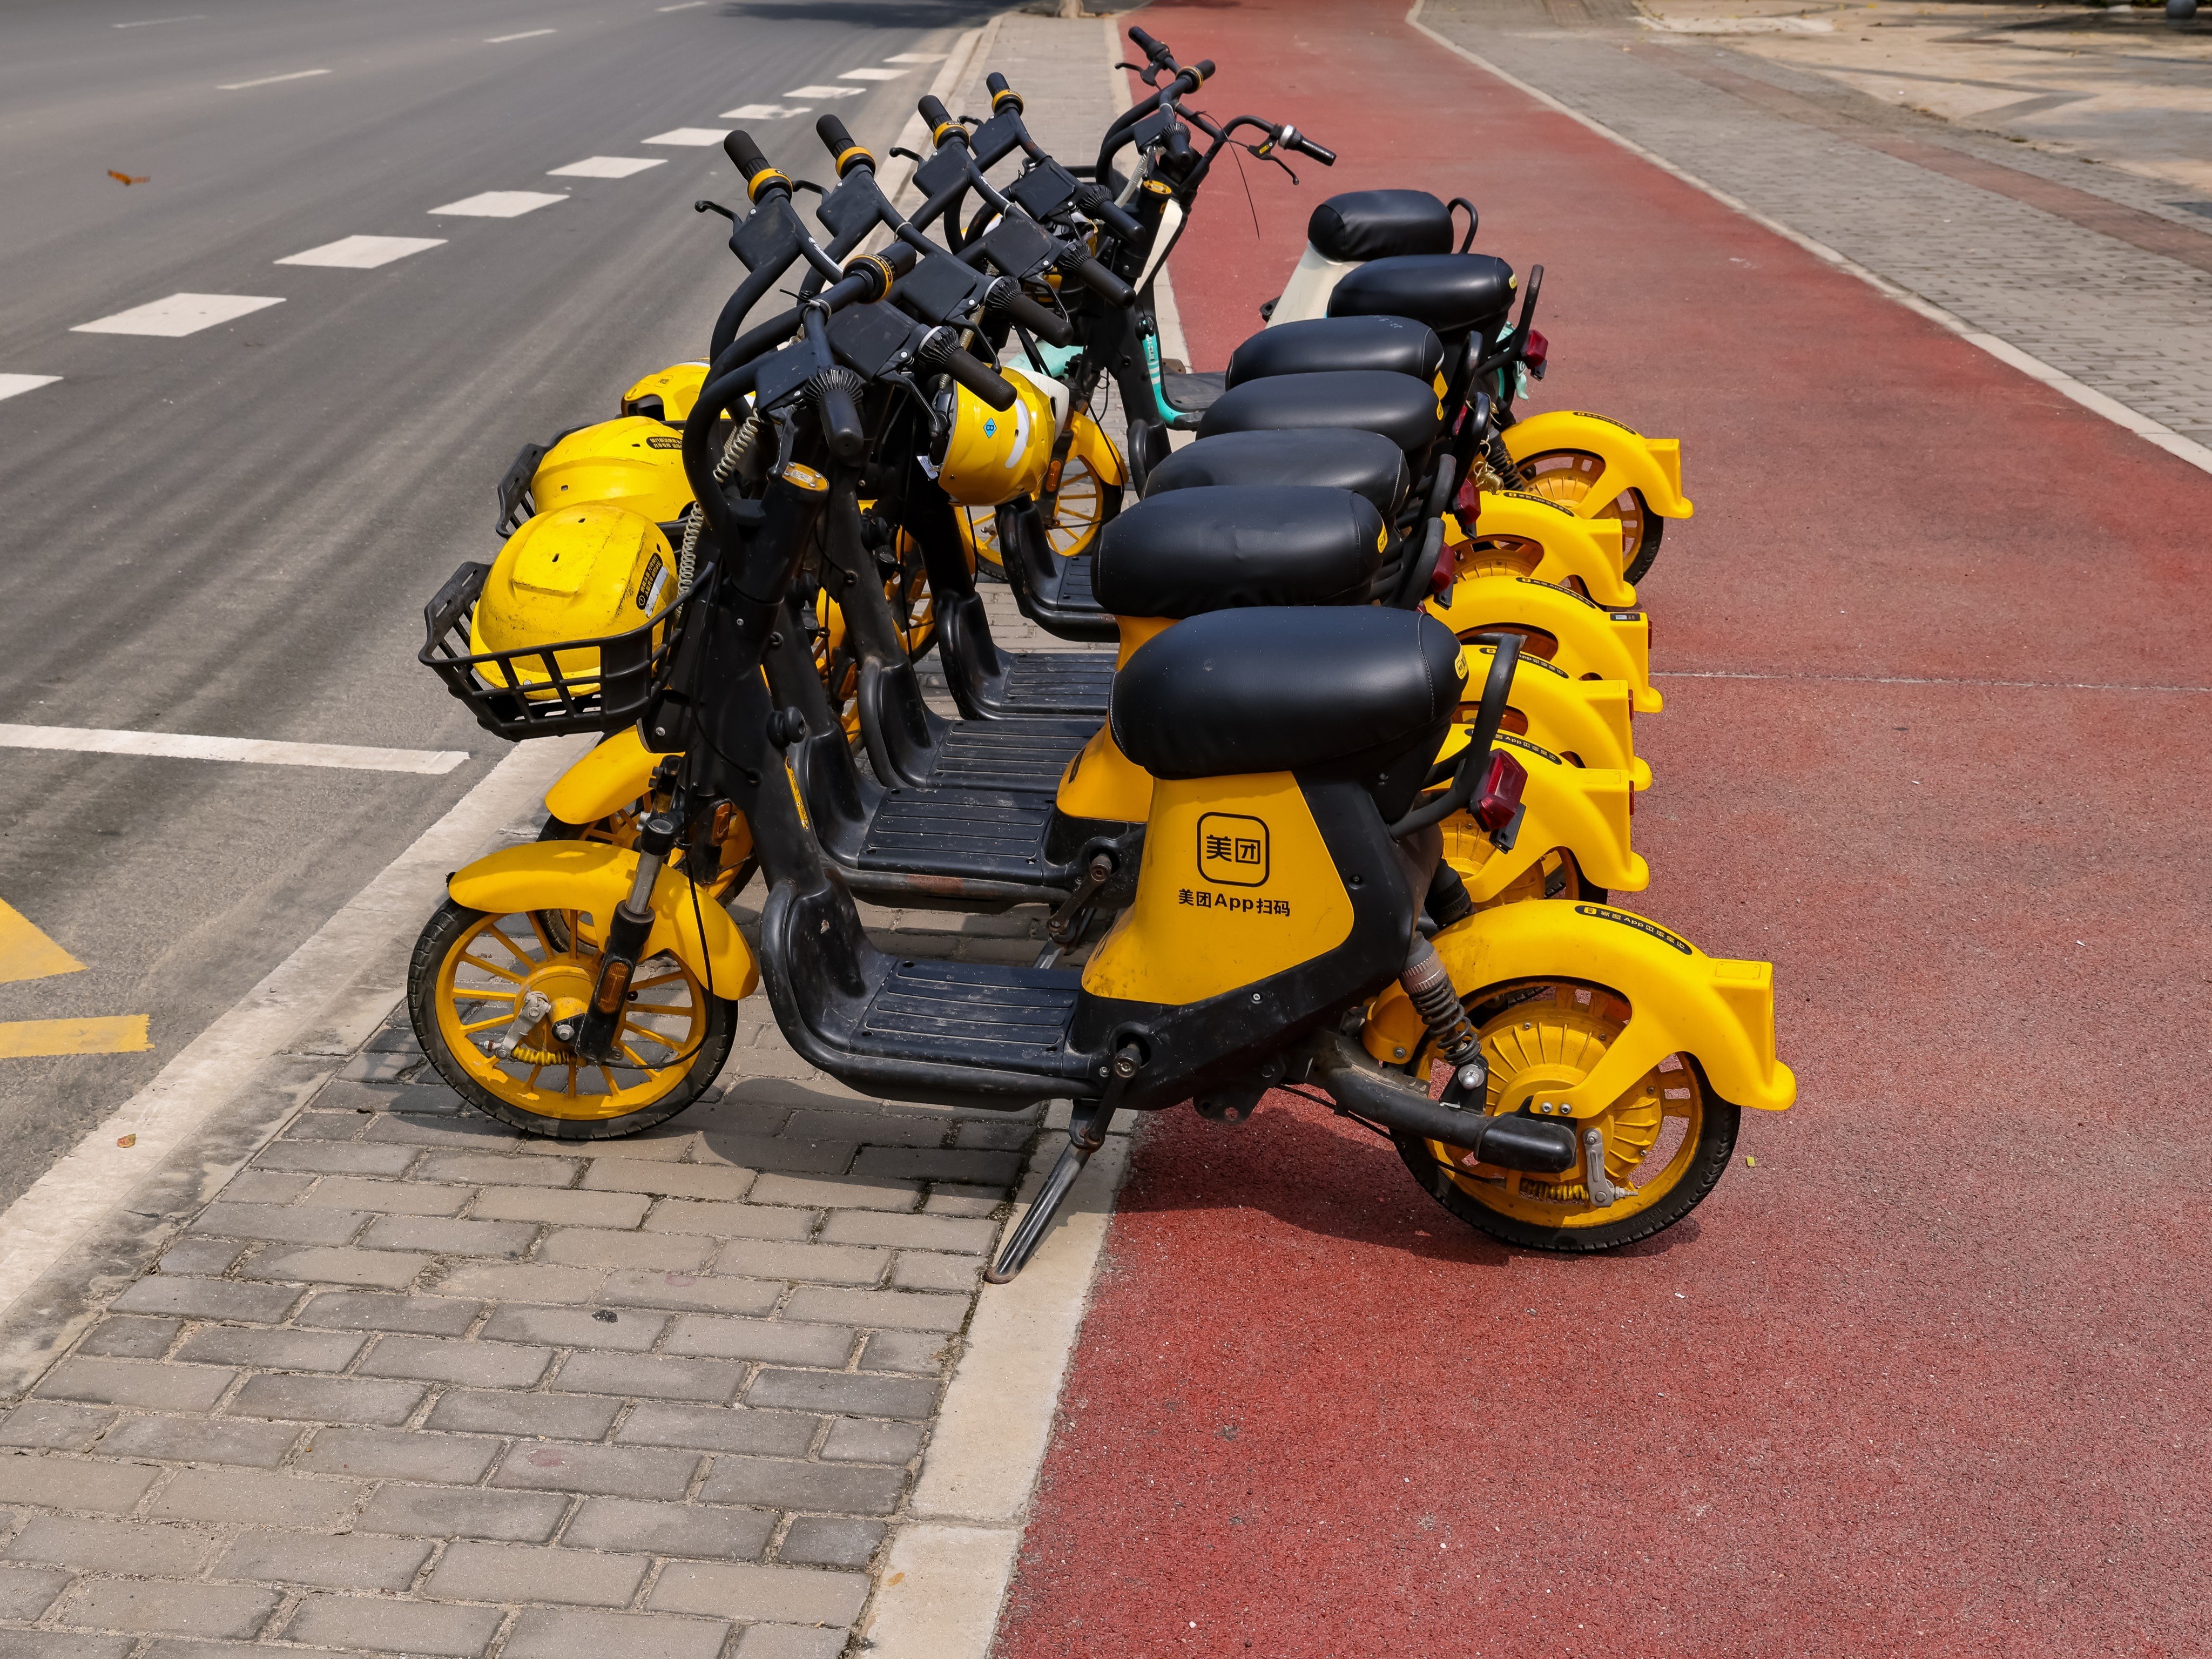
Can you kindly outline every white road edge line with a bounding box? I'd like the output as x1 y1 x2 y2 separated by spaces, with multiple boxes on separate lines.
1403 0 2212 481
855 21 1161 1654
217 68 328 90
485 29 555 43
0 733 588 1328
0 724 469 774
0 375 62 404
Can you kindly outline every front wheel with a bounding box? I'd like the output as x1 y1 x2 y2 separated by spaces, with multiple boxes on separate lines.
1513 449 1665 584
409 899 735 1139
1395 979 1737 1250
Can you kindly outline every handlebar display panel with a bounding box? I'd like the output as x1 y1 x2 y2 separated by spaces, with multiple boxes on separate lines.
891 252 991 326
1004 160 1081 221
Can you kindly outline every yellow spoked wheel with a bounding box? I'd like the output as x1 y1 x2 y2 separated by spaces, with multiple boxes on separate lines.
1441 841 1602 911
961 449 1121 576
409 900 734 1139
1448 533 1547 586
1514 449 1664 584
1394 980 1737 1250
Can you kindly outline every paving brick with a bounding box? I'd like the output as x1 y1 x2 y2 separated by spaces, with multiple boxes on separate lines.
156 1238 247 1277
597 1270 779 1316
36 1358 235 1413
4 1514 216 1577
648 1560 867 1626
413 1152 578 1187
921 1186 1001 1219
176 1326 366 1372
0 1455 157 1513
480 1303 669 1351
296 1427 502 1485
250 1142 416 1176
216 1529 433 1591
638 1203 812 1243
471 1187 652 1228
849 1145 1021 1185
781 1110 949 1149
110 1277 296 1322
663 1317 853 1368
640 1199 792 1238
820 1210 995 1254
359 1215 538 1258
283 1593 504 1657
562 1496 773 1560
690 1134 856 1178
227 1372 425 1426
951 1116 1034 1151
501 1607 731 1659
745 1369 936 1421
889 1251 983 1293
359 1484 568 1543
280 1109 369 1140
732 1627 845 1659
776 1514 884 1570
294 1291 483 1336
188 1203 365 1246
300 1176 469 1216
55 1578 280 1640
0 1635 136 1659
97 1415 301 1469
615 1404 819 1459
219 1170 315 1204
148 1468 366 1528
424 1540 648 1607
433 1262 603 1304
0 1564 70 1621
520 1131 692 1163
582 1164 758 1202
240 1245 431 1291
857 1331 953 1374
537 1229 714 1272
781 1286 968 1333
425 1390 622 1442
714 1240 885 1287
555 1352 742 1404
356 1336 552 1389
362 1115 517 1149
0 1401 115 1453
76 1316 182 1359
739 1174 918 1212
491 1441 701 1499
819 1419 925 1465
694 1458 903 1516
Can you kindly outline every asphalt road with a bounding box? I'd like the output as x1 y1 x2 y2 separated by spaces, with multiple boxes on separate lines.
0 0 992 1210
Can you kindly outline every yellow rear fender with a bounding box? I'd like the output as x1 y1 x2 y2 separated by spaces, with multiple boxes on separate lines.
1430 727 1642 898
1461 642 1647 788
544 729 659 828
1502 410 1691 520
1361 899 1793 1112
1427 576 1661 714
1066 408 1128 488
447 841 759 1000
1459 493 1636 608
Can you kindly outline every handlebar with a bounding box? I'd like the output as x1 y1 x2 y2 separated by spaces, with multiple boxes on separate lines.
984 71 1022 115
1283 128 1336 166
814 113 872 176
1000 284 1074 348
918 95 961 146
723 129 786 201
929 333 1017 410
1061 248 1134 308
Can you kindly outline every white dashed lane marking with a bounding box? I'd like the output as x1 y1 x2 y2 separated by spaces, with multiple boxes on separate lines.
275 235 446 269
722 104 810 120
428 191 567 218
485 29 556 43
0 375 62 404
838 68 909 81
885 54 946 64
547 156 666 179
0 726 467 775
785 85 863 99
657 2 706 9
114 14 205 27
644 127 729 146
217 68 328 90
72 294 283 337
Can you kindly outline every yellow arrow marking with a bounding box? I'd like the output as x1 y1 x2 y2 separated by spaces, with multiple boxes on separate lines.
0 899 87 985
0 1015 151 1058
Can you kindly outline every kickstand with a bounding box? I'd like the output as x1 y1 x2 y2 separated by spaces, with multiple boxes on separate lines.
986 1057 1134 1284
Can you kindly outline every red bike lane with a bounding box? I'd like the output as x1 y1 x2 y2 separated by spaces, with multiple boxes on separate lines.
992 3 2212 1655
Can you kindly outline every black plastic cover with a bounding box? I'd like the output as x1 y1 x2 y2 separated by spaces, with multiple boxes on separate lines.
1091 486 1383 619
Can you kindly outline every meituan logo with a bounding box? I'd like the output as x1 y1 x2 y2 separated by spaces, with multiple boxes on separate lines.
1196 813 1269 887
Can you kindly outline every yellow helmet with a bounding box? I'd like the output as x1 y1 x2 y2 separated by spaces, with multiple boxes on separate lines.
470 505 674 695
931 363 1065 506
530 417 693 525
620 362 709 424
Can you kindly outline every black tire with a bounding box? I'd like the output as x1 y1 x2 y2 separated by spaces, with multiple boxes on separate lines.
1622 505 1663 585
408 898 736 1141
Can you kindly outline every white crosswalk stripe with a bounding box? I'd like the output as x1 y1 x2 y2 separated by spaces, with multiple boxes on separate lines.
275 235 445 269
72 293 283 337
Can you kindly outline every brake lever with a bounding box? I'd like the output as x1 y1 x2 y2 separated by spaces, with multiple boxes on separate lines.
694 199 738 222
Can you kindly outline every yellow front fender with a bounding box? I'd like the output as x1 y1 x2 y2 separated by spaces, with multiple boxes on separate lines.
1462 640 1648 789
448 841 759 1000
1503 410 1691 520
544 729 660 828
1065 407 1127 489
1427 576 1660 714
1362 899 1792 1113
1454 492 1635 608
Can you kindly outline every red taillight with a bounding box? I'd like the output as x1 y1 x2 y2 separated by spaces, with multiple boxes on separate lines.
1454 476 1483 518
1523 328 1549 380
1473 749 1527 833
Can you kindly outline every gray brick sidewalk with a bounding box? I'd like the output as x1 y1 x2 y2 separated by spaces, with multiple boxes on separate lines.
1418 0 2212 448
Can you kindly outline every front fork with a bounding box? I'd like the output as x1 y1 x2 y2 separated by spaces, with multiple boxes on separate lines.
567 812 680 1062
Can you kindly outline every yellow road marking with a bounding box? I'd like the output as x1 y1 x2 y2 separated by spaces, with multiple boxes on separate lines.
0 1016 151 1058
0 900 87 985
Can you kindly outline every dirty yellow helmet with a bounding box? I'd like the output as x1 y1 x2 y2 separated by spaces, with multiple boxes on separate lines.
930 363 1065 506
530 416 693 525
620 362 709 424
471 505 674 695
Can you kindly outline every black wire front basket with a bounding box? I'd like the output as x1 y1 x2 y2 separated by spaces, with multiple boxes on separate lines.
418 559 700 741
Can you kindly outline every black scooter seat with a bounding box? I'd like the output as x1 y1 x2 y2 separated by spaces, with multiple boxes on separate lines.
1196 370 1444 457
1308 189 1455 263
1092 486 1382 619
1226 315 1445 390
1327 253 1516 343
1143 429 1408 522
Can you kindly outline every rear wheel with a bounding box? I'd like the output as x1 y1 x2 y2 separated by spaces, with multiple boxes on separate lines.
1394 979 1736 1250
1513 449 1664 584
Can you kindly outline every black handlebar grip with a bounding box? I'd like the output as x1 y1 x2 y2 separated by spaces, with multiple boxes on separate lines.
1129 25 1167 60
918 96 957 143
941 346 1017 411
1292 133 1337 166
815 113 867 174
1084 192 1144 244
1004 288 1074 349
880 239 919 278
985 71 1010 96
724 129 772 184
818 379 867 464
